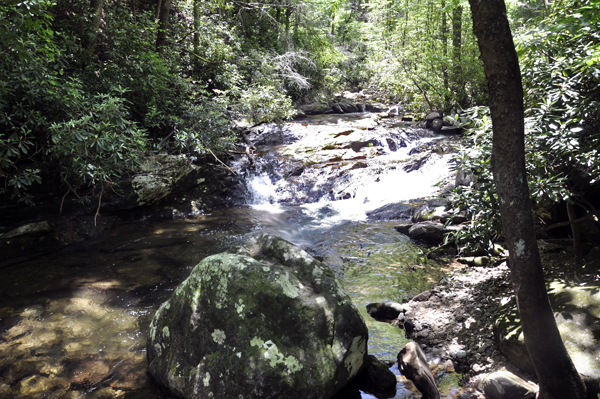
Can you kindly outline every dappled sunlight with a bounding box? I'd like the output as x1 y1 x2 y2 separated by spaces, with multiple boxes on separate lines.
546 280 600 382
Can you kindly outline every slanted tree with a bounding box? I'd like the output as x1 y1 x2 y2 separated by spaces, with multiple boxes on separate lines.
467 0 587 398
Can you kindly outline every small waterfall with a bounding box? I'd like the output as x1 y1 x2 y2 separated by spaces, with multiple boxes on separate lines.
233 114 454 240
246 172 277 206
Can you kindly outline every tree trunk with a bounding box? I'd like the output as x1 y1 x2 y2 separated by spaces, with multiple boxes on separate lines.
441 0 449 105
84 0 105 53
284 5 292 33
193 0 199 72
467 1 587 399
156 0 172 53
566 200 583 279
451 5 465 107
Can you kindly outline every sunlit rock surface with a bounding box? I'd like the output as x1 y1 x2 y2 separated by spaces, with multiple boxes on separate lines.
132 154 200 206
147 234 368 399
494 280 600 397
476 371 538 399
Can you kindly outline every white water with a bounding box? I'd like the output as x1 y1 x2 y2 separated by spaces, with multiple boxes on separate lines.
245 150 453 232
245 172 287 213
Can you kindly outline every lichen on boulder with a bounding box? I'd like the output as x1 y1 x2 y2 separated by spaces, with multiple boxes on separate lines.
147 234 368 399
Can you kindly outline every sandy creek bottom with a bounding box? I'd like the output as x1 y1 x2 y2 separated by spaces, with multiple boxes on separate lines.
0 203 464 399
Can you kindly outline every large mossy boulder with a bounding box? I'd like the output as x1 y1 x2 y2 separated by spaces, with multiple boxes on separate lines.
147 234 368 399
494 280 600 398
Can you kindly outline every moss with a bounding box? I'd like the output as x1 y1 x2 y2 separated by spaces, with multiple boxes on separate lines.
437 371 463 394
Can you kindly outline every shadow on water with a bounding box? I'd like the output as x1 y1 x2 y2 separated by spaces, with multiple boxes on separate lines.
0 207 266 398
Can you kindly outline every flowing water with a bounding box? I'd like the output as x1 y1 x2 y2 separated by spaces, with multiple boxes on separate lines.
0 113 459 398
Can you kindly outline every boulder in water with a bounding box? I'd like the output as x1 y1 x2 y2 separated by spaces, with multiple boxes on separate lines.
131 154 200 206
147 234 368 399
298 102 333 115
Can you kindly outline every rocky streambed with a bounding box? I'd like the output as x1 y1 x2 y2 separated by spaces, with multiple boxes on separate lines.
3 106 597 399
1 109 468 398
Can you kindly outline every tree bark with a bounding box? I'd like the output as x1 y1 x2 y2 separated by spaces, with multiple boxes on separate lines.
441 0 449 105
451 5 465 107
156 0 172 53
467 1 587 398
193 0 199 72
84 0 105 53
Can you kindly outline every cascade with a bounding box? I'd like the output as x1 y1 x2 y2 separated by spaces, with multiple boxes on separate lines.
236 115 454 239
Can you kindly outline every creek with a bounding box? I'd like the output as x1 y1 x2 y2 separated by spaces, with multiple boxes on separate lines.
0 112 458 398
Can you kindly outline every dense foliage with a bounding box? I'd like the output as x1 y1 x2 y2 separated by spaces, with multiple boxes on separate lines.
450 0 600 253
361 0 486 109
0 0 306 204
1 0 599 237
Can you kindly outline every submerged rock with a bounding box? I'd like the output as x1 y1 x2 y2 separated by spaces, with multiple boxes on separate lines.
494 280 600 397
147 234 368 399
353 355 397 395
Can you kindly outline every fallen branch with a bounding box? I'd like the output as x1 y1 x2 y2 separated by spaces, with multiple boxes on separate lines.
94 182 104 227
207 148 237 176
60 180 82 214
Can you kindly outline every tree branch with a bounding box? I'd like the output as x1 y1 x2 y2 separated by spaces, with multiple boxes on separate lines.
536 210 599 233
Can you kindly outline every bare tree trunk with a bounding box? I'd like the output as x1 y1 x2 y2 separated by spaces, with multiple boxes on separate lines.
468 1 587 398
451 5 465 107
156 0 172 53
155 0 162 20
284 5 292 33
441 0 449 105
84 0 106 53
193 0 199 72
566 200 583 279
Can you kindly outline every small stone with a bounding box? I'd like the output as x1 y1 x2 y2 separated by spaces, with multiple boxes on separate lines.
443 359 455 372
455 350 467 359
410 290 432 302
